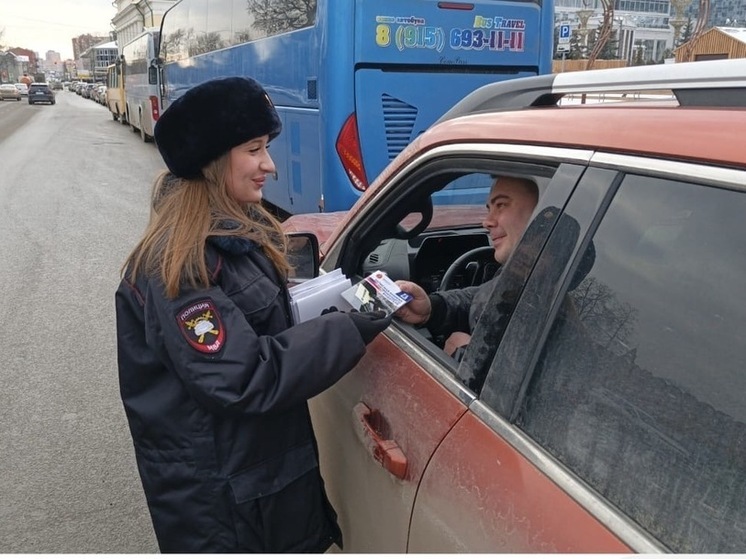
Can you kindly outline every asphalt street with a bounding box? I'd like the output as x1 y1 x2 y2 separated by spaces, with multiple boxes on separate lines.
0 90 164 552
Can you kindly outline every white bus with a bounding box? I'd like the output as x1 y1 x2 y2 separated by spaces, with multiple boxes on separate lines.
122 28 161 143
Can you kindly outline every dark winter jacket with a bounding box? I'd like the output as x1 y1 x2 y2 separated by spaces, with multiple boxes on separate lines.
426 275 500 337
115 236 367 552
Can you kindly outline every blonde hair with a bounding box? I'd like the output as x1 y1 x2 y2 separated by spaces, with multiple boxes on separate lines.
122 154 290 299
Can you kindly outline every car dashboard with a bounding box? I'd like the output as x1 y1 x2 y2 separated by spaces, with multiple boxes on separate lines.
361 228 492 293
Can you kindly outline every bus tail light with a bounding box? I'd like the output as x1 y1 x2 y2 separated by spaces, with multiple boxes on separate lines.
149 96 160 121
336 114 368 192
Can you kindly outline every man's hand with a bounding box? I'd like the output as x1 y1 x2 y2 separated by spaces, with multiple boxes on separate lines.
444 331 471 357
394 280 431 325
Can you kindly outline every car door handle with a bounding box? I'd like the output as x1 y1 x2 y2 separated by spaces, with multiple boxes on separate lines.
353 402 408 480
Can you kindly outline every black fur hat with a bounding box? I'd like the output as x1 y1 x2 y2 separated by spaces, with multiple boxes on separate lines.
154 77 282 179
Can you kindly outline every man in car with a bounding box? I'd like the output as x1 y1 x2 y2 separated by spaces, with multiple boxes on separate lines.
395 175 539 358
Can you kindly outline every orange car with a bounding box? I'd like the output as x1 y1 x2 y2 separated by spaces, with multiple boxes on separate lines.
284 59 746 553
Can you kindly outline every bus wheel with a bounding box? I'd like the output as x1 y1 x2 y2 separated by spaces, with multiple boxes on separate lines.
140 124 153 143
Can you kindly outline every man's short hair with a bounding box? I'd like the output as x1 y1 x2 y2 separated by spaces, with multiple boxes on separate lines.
490 175 539 198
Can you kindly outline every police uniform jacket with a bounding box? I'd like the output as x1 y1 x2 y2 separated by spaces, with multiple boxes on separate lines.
115 235 367 552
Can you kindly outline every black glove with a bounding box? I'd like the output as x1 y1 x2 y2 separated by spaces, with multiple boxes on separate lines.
348 310 392 345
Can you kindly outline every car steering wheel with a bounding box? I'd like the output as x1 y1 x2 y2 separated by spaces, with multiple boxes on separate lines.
439 246 499 291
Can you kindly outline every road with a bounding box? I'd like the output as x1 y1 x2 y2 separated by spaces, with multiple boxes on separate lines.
0 90 163 552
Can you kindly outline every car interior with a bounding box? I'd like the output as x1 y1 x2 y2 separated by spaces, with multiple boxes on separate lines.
335 159 557 358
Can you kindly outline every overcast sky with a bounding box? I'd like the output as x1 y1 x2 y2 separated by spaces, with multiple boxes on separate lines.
1 1 117 60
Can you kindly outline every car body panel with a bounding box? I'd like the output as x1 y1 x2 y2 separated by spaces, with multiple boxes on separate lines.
430 107 746 169
409 412 632 552
310 331 469 552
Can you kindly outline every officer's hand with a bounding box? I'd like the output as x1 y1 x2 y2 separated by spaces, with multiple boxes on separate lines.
348 310 392 345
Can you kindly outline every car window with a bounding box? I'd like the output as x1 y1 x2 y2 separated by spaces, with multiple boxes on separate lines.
514 175 746 552
337 156 573 393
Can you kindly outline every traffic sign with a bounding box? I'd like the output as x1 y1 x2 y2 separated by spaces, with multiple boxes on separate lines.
559 24 571 44
556 43 571 53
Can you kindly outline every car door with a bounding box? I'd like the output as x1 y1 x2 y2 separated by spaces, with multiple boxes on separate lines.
412 157 746 552
409 166 650 552
311 145 591 551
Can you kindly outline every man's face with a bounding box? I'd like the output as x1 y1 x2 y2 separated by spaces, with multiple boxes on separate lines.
482 177 538 264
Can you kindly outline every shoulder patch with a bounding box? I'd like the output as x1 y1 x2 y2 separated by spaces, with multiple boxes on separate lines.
176 299 225 353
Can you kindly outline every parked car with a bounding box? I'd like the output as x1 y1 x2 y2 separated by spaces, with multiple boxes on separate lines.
13 83 29 96
0 83 21 101
27 83 55 105
282 58 746 553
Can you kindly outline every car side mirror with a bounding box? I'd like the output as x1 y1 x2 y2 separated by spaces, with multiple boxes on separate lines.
286 232 320 283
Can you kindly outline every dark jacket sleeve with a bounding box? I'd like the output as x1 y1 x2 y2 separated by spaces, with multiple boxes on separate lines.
142 281 367 416
425 285 481 336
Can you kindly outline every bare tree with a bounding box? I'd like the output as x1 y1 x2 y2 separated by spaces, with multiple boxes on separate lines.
572 277 638 355
679 0 711 61
586 0 615 69
161 28 187 61
246 0 317 35
189 32 226 57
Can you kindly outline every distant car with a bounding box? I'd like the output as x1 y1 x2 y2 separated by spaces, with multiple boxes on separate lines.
97 84 107 105
27 83 55 105
50 81 63 91
14 83 29 96
282 58 746 553
0 84 21 101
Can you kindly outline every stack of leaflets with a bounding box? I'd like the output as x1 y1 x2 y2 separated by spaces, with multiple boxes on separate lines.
288 268 352 324
341 270 413 315
288 269 414 324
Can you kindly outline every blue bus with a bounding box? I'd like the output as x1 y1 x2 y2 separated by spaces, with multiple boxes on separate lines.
158 0 553 214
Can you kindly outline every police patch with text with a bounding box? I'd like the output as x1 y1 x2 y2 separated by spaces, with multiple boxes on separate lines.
176 299 225 353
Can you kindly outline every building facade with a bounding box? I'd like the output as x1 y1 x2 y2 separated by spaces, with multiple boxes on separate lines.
111 0 177 53
554 0 675 63
0 51 30 83
675 25 746 60
79 41 119 82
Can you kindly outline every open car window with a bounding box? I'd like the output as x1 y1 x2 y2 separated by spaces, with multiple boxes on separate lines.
334 156 578 394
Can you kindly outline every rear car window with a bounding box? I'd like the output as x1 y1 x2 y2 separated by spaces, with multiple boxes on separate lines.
516 174 746 552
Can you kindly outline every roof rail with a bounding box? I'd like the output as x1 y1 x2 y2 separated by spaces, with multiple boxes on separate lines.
436 58 746 124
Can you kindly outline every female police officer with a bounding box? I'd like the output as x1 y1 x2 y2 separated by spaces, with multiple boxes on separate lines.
115 77 390 553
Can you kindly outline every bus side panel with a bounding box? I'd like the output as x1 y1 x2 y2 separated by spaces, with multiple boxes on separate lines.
161 30 322 214
352 0 551 195
356 0 545 68
260 107 323 215
317 0 364 213
161 31 321 108
355 69 537 183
